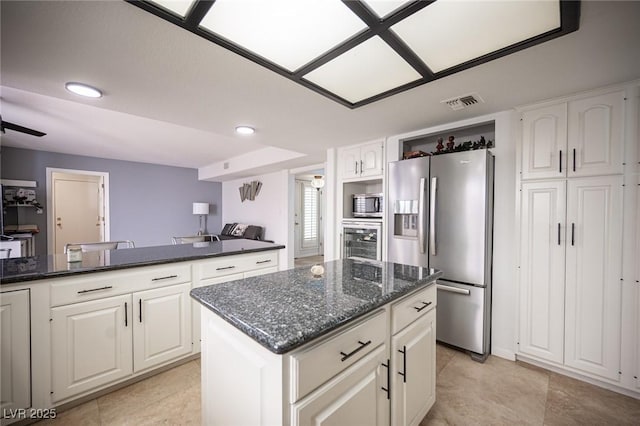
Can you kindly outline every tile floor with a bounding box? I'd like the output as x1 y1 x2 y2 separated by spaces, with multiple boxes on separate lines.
39 345 640 425
293 254 324 268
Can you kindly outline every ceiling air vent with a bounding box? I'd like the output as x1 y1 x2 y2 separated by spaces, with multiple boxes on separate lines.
441 93 484 111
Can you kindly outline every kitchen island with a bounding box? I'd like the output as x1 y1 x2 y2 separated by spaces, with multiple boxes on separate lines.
191 259 441 426
0 239 284 424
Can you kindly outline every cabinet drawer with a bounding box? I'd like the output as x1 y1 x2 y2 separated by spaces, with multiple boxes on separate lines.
199 255 247 279
239 251 278 271
50 263 191 307
290 309 387 403
391 284 436 334
199 251 279 280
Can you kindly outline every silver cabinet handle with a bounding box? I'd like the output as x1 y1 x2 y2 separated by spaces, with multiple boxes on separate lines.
216 265 236 271
418 178 426 254
573 148 576 172
152 274 177 281
77 286 113 294
360 160 364 174
429 177 437 256
355 161 358 175
256 259 272 264
436 284 470 295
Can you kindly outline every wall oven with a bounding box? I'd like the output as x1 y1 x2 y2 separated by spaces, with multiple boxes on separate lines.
341 220 382 261
352 193 383 218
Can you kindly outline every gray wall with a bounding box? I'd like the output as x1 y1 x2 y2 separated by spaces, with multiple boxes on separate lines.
1 147 222 254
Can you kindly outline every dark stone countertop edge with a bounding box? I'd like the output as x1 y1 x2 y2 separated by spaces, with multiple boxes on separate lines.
1 244 285 285
191 270 442 355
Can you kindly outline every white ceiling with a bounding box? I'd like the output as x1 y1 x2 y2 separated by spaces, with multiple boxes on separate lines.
1 1 639 175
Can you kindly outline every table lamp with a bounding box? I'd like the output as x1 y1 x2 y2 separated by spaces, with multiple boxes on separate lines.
192 202 209 235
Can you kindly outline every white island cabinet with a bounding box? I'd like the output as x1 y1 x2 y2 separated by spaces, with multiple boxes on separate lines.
195 260 439 426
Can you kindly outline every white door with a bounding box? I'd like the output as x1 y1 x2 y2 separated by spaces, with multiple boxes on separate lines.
567 91 625 177
391 310 436 426
292 344 389 426
0 289 31 412
51 294 132 401
342 146 361 179
133 283 192 372
518 181 567 363
295 180 321 258
52 172 105 253
521 103 568 180
564 176 623 380
360 142 384 177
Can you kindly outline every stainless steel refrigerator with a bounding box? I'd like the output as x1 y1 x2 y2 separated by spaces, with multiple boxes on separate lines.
388 149 494 360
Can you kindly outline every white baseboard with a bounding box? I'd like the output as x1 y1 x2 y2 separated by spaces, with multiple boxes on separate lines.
491 346 516 361
517 354 640 400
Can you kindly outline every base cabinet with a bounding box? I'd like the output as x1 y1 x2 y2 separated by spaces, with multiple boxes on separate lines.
51 294 132 402
292 345 389 426
0 289 31 414
51 282 192 402
133 283 192 372
391 310 436 426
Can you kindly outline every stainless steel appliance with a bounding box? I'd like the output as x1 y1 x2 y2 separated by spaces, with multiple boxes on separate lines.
342 220 382 261
388 150 494 360
352 193 383 218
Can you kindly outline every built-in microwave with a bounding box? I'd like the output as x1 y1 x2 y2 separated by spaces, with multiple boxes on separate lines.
352 193 383 218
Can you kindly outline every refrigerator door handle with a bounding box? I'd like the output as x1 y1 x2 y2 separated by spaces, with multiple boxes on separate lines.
429 177 437 256
436 284 471 295
418 178 427 254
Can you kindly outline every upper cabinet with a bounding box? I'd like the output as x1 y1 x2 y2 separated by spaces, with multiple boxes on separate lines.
341 141 384 180
521 90 625 180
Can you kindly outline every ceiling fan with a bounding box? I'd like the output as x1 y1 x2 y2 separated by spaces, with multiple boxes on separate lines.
0 115 46 137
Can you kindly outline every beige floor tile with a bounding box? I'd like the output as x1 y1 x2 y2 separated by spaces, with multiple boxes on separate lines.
436 344 458 375
543 372 640 425
422 353 549 426
37 399 100 426
97 361 200 423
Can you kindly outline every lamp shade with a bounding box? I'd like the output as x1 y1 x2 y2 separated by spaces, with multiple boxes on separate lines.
192 202 209 215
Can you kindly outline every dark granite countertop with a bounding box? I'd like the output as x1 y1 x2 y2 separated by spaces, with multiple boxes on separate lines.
0 239 285 284
191 259 442 354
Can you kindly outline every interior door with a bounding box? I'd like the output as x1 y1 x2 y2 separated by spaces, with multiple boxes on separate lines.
295 180 321 258
53 172 104 253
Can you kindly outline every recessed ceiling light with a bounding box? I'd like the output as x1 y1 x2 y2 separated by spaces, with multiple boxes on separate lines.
235 126 255 135
65 82 103 98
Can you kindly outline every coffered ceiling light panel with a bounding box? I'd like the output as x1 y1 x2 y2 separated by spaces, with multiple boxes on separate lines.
151 0 194 17
303 36 422 104
132 0 580 108
199 0 367 72
391 0 562 73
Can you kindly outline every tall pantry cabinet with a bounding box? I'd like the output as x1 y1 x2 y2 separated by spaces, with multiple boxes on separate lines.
517 84 636 390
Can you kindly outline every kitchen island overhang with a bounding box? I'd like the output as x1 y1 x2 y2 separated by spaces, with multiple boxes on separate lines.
192 259 442 426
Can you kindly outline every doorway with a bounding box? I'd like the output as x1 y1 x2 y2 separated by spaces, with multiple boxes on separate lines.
293 171 324 267
46 168 110 254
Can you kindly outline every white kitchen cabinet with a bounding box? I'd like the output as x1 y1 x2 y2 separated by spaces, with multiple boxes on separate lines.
521 91 624 180
0 289 31 413
518 176 623 380
292 344 389 426
518 181 566 363
391 309 436 426
341 141 384 179
564 176 623 380
51 294 132 402
133 283 192 372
